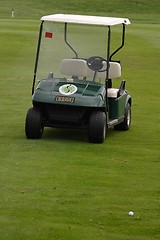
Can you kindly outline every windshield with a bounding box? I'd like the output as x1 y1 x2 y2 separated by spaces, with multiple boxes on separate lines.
36 21 108 82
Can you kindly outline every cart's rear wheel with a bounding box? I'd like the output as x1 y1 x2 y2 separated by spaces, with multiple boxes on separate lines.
88 111 106 143
114 103 131 131
25 107 44 139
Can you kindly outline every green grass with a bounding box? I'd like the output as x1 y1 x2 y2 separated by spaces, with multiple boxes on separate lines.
0 1 160 239
1 0 160 23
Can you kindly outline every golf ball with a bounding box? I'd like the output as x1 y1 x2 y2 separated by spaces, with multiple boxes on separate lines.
128 211 134 216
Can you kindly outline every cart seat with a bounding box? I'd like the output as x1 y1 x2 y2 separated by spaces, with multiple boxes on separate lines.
60 58 121 80
60 59 121 98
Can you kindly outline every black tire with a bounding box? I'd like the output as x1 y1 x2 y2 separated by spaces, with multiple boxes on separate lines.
25 107 44 139
114 103 131 131
88 111 106 143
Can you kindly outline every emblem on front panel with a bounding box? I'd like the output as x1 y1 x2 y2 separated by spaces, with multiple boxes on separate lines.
59 84 77 95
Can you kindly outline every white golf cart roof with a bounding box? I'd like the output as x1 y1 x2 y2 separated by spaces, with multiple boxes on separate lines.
41 14 131 26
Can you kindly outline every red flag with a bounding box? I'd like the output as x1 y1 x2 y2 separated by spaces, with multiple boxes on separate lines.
45 32 53 38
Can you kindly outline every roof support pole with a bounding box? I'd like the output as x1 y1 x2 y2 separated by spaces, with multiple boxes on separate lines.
109 24 125 60
105 25 111 112
64 23 78 58
32 21 44 95
106 26 111 82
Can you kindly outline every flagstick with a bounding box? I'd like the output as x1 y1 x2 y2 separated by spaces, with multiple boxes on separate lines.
12 9 14 18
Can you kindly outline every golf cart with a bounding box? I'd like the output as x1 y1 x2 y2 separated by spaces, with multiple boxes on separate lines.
25 14 131 143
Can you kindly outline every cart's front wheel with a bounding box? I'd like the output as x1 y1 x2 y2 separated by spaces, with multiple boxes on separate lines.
114 103 131 131
25 107 44 139
88 111 106 143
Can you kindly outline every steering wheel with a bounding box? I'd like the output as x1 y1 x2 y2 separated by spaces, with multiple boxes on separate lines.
86 56 107 72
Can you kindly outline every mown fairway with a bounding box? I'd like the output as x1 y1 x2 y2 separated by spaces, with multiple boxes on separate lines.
0 1 160 239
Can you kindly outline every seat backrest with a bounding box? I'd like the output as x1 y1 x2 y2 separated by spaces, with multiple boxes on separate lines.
60 58 121 79
87 61 121 79
60 59 88 77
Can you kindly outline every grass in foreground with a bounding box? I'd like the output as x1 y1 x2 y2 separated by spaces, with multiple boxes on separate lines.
0 19 160 240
